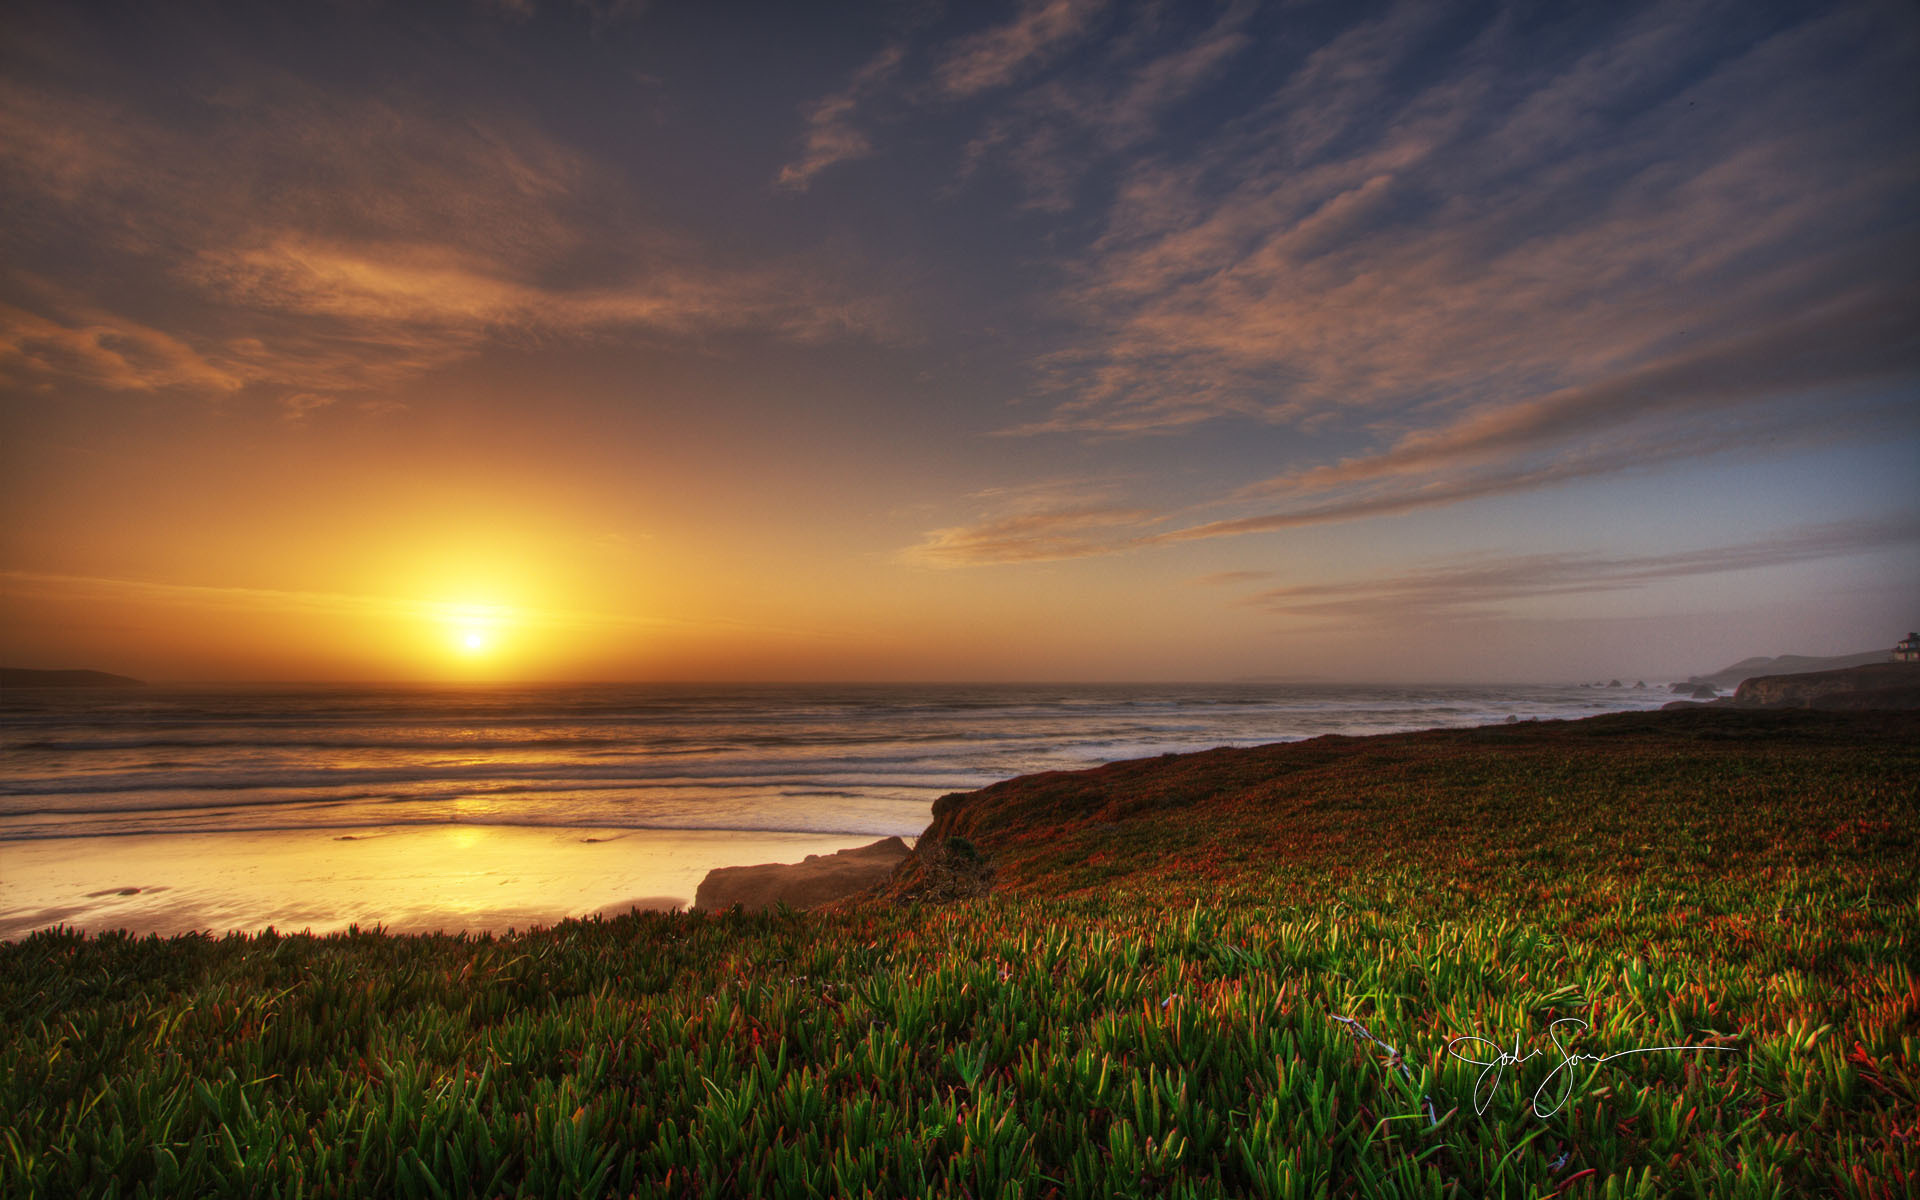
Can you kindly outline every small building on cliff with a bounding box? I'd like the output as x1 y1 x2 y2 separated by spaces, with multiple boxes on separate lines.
1896 632 1920 663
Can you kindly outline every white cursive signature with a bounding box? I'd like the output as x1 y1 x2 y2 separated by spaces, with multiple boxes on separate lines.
1447 1017 1737 1117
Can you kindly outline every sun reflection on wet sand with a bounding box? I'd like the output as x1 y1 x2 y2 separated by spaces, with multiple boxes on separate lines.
0 827 885 940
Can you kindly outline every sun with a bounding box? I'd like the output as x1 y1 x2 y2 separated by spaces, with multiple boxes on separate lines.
431 601 513 659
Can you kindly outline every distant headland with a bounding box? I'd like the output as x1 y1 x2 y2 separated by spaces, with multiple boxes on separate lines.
0 668 144 688
1683 649 1889 692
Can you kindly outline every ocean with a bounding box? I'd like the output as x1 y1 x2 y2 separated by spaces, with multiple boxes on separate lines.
0 681 1677 843
0 681 1674 937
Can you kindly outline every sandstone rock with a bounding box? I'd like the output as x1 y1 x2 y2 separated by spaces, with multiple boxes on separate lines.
692 837 910 912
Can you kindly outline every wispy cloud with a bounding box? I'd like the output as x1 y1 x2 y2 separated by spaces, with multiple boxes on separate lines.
905 376 1919 566
0 55 889 400
936 0 1109 98
0 302 246 394
1236 516 1920 623
899 474 1170 566
959 3 1254 210
779 0 1162 197
904 504 1165 567
190 235 883 343
877 1 1920 569
277 392 337 423
776 45 906 191
1020 1 1920 436
1193 570 1269 587
1243 284 1920 497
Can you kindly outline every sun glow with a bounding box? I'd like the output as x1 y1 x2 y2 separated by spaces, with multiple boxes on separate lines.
435 602 513 659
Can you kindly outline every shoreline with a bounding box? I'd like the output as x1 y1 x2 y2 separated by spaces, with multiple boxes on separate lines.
0 825 891 941
6 700 1908 943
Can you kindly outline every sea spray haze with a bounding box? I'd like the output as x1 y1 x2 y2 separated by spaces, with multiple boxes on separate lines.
3 708 1914 1197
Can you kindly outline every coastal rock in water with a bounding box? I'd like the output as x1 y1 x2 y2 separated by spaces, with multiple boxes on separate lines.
693 837 910 911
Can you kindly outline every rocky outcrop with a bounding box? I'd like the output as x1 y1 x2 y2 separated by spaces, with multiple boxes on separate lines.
692 837 911 911
882 835 997 903
1730 663 1920 710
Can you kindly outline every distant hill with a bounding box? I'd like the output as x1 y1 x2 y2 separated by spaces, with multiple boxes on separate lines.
0 668 144 688
1688 650 1889 691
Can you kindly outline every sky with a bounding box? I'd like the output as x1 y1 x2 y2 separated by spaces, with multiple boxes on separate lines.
1 0 1916 684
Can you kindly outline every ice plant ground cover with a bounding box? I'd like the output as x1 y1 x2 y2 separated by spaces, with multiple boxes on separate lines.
3 708 1915 1197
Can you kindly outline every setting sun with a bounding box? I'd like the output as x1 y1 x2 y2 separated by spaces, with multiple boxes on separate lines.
3 2 1915 1193
434 602 512 660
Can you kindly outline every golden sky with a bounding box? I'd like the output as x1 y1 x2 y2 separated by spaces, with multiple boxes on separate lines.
2 0 1916 682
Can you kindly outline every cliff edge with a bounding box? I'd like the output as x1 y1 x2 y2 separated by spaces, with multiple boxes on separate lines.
1730 662 1920 710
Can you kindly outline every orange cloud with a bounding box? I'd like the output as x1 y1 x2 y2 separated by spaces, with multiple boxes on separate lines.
1 65 893 402
903 505 1162 566
1235 516 1920 624
0 303 245 394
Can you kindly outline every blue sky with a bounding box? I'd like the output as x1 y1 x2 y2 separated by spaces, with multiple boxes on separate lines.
1 0 1916 681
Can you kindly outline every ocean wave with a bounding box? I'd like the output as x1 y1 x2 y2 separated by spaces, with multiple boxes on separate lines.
1 683 1675 843
0 726 1044 756
0 775 964 818
0 763 991 804
0 814 918 842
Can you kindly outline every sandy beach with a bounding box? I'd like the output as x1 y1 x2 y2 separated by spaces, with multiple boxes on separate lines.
0 826 886 940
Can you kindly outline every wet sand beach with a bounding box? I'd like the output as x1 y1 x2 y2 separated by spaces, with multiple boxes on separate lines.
0 826 883 940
